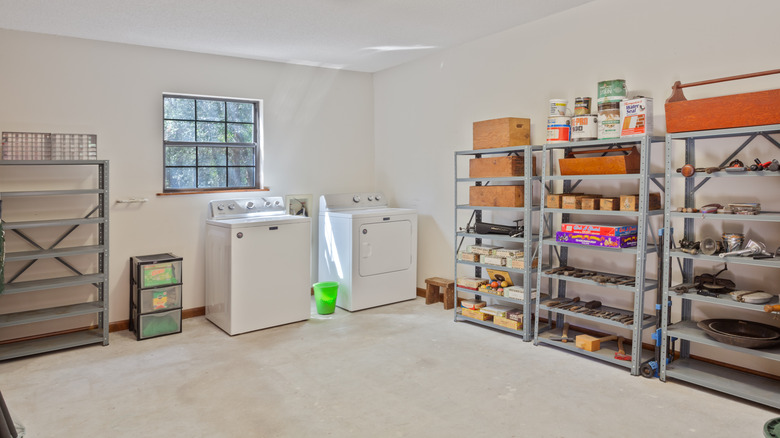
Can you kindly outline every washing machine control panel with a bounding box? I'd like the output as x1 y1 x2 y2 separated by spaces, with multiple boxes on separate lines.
208 197 287 219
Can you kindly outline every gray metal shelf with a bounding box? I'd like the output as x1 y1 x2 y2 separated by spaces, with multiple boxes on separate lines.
0 160 109 360
660 124 780 408
536 327 655 370
454 145 543 341
542 270 657 293
539 300 657 330
534 134 662 376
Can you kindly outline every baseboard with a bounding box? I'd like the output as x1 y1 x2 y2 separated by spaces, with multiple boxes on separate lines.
109 306 206 333
416 287 426 297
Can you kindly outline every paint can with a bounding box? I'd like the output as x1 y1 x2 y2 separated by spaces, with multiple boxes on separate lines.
571 114 598 141
549 99 569 116
597 102 620 139
547 116 571 143
722 233 744 252
574 97 592 116
597 79 627 104
620 97 653 137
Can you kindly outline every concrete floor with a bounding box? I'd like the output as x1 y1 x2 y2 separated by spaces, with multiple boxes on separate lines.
0 297 776 437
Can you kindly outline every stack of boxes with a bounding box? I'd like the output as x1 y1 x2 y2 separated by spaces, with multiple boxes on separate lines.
457 244 538 269
459 300 526 331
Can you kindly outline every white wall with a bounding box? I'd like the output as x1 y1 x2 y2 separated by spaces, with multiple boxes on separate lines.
373 0 780 373
0 29 375 329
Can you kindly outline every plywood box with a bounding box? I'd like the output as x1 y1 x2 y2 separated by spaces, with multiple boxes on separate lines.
469 185 523 207
599 197 620 211
473 117 531 150
469 156 537 178
558 146 640 175
494 315 522 331
620 193 662 211
581 197 601 210
562 195 585 210
547 193 583 209
461 307 493 321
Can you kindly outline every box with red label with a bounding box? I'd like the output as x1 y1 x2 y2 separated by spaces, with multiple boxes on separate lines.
457 277 488 290
620 97 653 137
556 231 637 248
560 222 638 237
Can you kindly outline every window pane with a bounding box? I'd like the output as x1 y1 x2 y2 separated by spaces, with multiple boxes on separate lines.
198 147 226 166
228 147 255 166
164 98 194 120
196 122 225 142
228 167 255 187
165 167 196 189
227 102 254 123
198 167 226 188
164 121 195 141
165 146 196 166
227 123 254 143
196 100 225 121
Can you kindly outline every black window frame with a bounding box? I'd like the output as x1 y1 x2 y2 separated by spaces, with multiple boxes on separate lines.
162 93 262 193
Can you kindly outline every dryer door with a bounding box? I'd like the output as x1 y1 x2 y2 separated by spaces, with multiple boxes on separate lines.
359 219 412 276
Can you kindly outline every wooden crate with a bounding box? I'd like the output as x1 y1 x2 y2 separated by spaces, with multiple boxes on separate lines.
547 193 583 208
469 186 523 207
461 307 492 321
599 197 620 211
620 193 662 211
559 146 640 175
473 117 531 150
469 156 536 178
581 197 601 210
562 195 585 210
494 315 522 331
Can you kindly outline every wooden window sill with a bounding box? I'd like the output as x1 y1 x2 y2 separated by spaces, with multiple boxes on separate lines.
157 188 269 196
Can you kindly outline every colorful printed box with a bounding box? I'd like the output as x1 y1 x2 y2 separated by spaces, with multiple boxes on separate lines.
556 231 637 248
560 223 638 236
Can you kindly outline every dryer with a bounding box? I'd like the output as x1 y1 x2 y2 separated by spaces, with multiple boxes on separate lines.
318 192 417 311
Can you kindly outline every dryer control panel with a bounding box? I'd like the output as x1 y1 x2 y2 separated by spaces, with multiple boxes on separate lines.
320 192 388 211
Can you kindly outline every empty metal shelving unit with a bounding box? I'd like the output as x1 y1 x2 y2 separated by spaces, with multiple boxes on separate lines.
0 160 109 360
534 134 664 375
660 124 780 408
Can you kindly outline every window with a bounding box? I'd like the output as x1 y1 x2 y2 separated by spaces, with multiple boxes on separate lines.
163 94 262 192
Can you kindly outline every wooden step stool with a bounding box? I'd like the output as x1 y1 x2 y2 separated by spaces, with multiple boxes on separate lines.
425 277 455 310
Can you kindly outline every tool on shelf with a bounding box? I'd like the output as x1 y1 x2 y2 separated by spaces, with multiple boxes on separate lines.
548 322 573 343
693 264 736 295
764 304 780 313
699 237 722 255
575 334 617 352
719 239 770 258
615 337 631 361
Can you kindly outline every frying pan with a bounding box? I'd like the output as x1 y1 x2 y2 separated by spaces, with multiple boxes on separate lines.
697 319 780 349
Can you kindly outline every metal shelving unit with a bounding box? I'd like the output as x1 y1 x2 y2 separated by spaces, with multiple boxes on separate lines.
660 124 780 409
454 145 543 340
533 135 663 376
0 160 109 360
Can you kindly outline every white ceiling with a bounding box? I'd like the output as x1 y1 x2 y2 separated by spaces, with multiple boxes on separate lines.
0 0 593 73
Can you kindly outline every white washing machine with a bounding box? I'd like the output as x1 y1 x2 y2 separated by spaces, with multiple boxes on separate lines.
205 197 311 335
318 192 417 312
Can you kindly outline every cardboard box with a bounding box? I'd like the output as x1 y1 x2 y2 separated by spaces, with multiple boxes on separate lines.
473 117 531 150
461 307 493 321
480 305 515 318
468 245 502 255
457 252 480 262
620 193 662 211
494 249 524 258
560 223 638 237
504 286 537 300
581 197 601 210
599 197 620 211
469 185 524 208
556 231 637 249
469 156 536 178
457 277 488 290
461 299 486 310
509 257 538 269
481 255 506 266
494 315 522 331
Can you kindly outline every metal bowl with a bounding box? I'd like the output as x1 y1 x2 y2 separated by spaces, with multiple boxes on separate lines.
697 319 780 349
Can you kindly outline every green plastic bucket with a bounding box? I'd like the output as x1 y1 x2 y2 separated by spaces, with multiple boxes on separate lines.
313 282 339 315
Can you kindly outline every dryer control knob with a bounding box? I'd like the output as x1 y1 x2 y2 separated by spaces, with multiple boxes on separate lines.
353 195 361 203
228 204 236 210
274 200 281 206
367 195 374 201
217 204 225 211
375 194 382 201
264 201 272 207
246 201 255 209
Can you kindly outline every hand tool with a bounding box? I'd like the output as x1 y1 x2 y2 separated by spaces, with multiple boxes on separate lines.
699 237 722 255
548 322 573 343
719 239 768 257
549 297 579 308
765 305 780 313
676 164 704 177
575 334 617 352
760 159 780 171
704 166 724 174
614 336 631 361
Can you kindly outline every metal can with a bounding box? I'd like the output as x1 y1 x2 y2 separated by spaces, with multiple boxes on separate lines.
597 79 627 104
547 116 571 143
571 114 598 141
549 99 568 116
574 97 592 116
597 102 620 140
